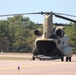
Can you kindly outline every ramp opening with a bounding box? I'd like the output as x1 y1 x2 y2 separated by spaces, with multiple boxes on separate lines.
36 40 60 56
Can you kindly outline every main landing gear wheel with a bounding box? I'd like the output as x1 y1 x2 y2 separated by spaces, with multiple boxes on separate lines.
32 56 35 60
66 57 71 62
61 56 64 61
40 59 45 61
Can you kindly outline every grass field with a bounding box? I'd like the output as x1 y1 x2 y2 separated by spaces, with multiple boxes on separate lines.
0 53 32 60
0 52 76 60
0 57 31 60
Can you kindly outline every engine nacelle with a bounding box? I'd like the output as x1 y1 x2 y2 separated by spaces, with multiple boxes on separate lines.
56 29 65 37
34 29 42 36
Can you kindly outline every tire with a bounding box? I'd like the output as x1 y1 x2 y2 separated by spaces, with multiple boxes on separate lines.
40 59 42 61
66 57 68 62
69 57 71 62
32 56 35 60
61 56 64 61
40 59 45 61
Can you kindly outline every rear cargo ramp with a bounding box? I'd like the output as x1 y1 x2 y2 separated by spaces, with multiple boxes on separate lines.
36 40 61 56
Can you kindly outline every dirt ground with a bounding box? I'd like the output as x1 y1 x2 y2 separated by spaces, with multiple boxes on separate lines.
0 53 76 75
0 57 76 75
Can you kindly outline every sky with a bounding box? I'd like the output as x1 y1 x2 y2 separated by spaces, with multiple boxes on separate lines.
0 0 76 23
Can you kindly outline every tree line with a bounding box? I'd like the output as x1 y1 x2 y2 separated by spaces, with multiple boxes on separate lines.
0 15 41 52
65 23 76 52
0 15 76 53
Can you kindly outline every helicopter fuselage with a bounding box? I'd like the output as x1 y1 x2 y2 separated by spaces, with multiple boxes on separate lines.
33 14 72 61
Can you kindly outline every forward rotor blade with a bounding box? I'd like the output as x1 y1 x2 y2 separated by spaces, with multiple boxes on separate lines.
53 23 68 26
54 12 76 17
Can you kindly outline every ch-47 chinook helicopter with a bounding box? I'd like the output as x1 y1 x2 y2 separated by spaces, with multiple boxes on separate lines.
30 11 76 62
0 11 76 62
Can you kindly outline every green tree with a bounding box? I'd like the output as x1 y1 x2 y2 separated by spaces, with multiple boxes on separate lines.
0 20 9 52
65 23 76 51
0 15 42 52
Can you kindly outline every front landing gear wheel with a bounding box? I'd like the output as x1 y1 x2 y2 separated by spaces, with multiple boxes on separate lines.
32 56 35 60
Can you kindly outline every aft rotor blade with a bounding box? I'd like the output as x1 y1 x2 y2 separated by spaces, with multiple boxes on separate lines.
0 11 53 17
54 14 76 22
0 12 42 17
